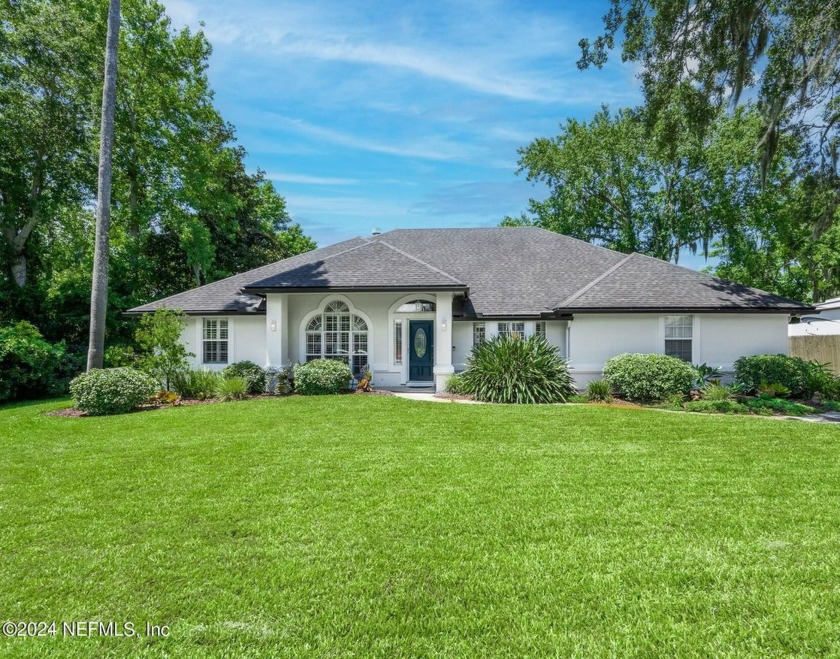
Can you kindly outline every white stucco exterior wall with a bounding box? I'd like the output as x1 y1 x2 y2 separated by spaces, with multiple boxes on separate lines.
180 315 266 371
568 313 790 387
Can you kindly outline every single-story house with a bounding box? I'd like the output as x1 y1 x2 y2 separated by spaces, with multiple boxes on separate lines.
128 227 812 390
789 296 840 336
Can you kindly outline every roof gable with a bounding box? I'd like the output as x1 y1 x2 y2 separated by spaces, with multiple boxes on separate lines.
242 239 466 291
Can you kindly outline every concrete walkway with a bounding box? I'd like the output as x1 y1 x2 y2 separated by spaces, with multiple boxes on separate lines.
390 392 484 405
794 411 840 424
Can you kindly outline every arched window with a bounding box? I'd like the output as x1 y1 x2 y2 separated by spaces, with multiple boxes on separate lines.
395 299 436 313
305 301 369 376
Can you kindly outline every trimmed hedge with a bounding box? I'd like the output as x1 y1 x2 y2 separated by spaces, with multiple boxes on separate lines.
293 359 353 395
604 353 695 403
222 361 265 394
69 368 157 415
460 335 576 404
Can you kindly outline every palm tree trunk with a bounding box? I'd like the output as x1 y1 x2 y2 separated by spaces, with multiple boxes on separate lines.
86 0 121 371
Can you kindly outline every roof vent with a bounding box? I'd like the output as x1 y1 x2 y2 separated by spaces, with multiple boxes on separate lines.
371 228 381 236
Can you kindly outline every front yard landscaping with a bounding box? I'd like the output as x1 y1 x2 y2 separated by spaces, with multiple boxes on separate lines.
1 396 838 657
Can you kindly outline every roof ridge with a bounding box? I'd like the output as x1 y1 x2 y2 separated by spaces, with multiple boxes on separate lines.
241 238 374 289
376 239 466 285
553 252 635 309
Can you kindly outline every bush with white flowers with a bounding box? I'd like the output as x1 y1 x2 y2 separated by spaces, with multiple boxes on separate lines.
293 359 352 395
69 367 157 415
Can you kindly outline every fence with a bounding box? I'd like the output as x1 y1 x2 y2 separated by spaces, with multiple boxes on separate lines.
789 335 840 374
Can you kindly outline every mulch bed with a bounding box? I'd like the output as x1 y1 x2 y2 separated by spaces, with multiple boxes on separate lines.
433 392 477 401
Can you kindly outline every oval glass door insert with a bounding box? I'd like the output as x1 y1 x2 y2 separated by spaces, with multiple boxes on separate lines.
414 328 427 358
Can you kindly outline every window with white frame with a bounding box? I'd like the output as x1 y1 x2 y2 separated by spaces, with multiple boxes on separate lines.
534 321 546 339
394 319 403 364
305 301 369 376
664 315 693 362
473 322 485 347
203 318 229 364
498 321 525 339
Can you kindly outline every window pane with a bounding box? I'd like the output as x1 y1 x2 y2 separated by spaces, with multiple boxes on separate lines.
395 320 403 364
396 300 435 313
353 315 368 331
219 319 228 340
354 332 368 355
511 322 525 338
306 332 321 358
665 315 692 339
307 317 322 331
665 339 692 362
325 301 349 313
204 319 216 340
473 322 485 347
535 322 546 338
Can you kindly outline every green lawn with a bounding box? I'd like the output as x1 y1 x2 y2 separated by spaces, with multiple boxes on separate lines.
0 397 838 658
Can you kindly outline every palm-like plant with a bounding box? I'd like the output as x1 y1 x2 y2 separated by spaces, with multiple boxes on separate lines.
461 335 575 404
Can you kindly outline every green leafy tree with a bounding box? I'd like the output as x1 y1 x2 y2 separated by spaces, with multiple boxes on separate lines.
575 0 840 300
135 308 193 391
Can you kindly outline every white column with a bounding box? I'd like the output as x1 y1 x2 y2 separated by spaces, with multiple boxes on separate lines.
265 293 289 367
433 291 455 391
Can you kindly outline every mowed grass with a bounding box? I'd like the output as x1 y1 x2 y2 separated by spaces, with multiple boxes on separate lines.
0 397 838 658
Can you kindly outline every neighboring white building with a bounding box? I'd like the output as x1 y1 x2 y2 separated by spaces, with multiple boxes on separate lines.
129 228 811 391
789 297 840 337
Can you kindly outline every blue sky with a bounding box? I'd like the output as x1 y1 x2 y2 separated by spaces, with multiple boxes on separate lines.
164 1 716 266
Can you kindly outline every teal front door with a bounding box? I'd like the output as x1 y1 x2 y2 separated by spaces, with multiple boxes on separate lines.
408 320 434 381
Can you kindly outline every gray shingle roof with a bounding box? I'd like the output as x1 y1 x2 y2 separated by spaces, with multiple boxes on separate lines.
557 252 807 312
127 227 812 316
242 239 466 291
126 237 369 314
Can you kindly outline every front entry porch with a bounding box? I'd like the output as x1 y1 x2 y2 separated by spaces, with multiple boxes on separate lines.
263 290 455 391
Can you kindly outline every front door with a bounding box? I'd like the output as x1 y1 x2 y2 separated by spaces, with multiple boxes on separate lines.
408 320 434 382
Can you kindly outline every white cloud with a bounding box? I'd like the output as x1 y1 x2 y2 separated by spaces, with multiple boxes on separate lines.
266 172 359 185
270 115 493 163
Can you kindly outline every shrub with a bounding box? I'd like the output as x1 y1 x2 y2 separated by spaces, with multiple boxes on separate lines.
460 335 575 404
171 369 220 400
69 368 156 415
216 376 247 401
293 359 353 395
701 382 732 401
586 379 612 402
693 363 722 387
683 400 749 415
757 382 791 399
222 361 265 394
444 373 470 394
734 354 814 397
803 361 840 400
603 353 695 403
744 397 816 416
135 308 193 390
0 321 76 401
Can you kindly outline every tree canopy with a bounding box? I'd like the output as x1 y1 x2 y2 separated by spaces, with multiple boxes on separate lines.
0 0 314 347
510 0 840 302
